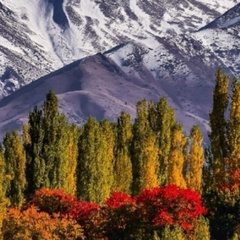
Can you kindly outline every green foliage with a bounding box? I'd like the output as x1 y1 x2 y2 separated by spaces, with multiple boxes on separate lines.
150 98 176 186
159 225 186 240
193 216 210 240
208 68 229 188
3 131 26 208
227 79 240 172
25 105 45 194
204 186 240 240
77 117 114 203
25 90 77 195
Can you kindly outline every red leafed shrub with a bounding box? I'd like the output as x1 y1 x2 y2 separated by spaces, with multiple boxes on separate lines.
105 192 135 208
103 192 138 239
136 185 207 230
69 201 100 223
28 189 101 239
68 201 102 239
30 188 76 215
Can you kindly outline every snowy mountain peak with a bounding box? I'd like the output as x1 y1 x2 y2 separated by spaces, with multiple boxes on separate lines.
200 2 240 29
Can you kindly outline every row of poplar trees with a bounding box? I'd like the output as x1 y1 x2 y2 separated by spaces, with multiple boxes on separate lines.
0 69 240 238
0 89 205 210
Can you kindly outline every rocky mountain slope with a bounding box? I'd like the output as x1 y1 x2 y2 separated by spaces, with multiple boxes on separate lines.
0 0 240 138
0 51 209 139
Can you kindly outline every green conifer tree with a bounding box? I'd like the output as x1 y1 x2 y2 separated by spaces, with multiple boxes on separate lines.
77 117 113 203
208 69 229 188
3 131 26 208
227 79 240 180
25 90 76 195
41 90 66 189
25 105 44 195
147 98 178 186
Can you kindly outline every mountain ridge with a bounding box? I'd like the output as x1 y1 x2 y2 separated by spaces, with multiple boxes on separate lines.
0 0 240 138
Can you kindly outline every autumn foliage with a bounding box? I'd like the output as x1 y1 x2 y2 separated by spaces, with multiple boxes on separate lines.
30 188 76 215
136 185 207 230
2 186 206 239
2 206 84 240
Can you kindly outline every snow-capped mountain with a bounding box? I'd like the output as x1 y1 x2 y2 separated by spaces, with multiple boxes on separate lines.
0 0 240 138
0 0 238 96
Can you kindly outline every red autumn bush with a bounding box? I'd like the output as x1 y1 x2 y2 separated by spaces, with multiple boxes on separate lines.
30 188 76 215
20 186 207 239
30 189 101 238
103 192 138 239
69 200 100 223
105 192 135 208
68 200 102 239
136 184 207 230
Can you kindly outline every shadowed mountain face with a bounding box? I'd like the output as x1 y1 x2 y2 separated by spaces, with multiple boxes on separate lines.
0 51 210 139
0 0 240 138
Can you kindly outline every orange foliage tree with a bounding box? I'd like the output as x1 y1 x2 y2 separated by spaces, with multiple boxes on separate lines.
2 206 85 240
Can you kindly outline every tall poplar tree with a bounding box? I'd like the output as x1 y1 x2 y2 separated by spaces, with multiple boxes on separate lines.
185 125 204 193
227 79 240 180
208 69 229 188
100 119 114 196
3 131 26 208
25 90 75 195
25 106 44 195
0 145 6 235
168 124 187 188
156 98 176 186
113 112 133 194
41 90 66 189
77 117 113 203
131 100 159 195
58 123 79 195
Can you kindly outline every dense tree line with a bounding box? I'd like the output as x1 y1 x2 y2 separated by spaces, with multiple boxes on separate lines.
0 69 240 239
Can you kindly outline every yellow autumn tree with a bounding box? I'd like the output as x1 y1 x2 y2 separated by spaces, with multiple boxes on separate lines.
147 98 177 186
113 112 133 194
0 145 6 239
100 119 115 198
185 125 204 193
131 100 159 195
168 124 187 188
60 124 79 195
